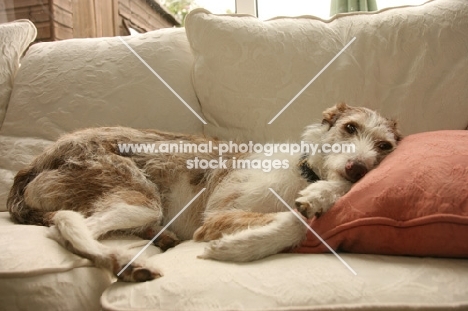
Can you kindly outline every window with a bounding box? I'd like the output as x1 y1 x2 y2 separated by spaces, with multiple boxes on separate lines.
256 0 428 20
193 0 235 14
257 0 331 20
378 0 427 9
0 0 430 40
194 0 429 20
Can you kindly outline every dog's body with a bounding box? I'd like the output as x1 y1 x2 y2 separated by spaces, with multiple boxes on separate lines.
7 103 401 282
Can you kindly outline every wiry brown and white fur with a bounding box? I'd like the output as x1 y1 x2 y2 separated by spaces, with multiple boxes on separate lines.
7 103 401 282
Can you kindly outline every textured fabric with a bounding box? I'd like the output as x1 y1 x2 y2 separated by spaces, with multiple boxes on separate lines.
185 0 468 143
0 19 37 129
0 212 111 311
1 27 204 141
295 131 468 257
102 240 468 311
0 212 161 311
0 212 160 276
0 212 92 276
0 267 111 311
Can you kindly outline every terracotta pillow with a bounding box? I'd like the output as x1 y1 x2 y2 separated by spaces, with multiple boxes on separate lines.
295 130 468 257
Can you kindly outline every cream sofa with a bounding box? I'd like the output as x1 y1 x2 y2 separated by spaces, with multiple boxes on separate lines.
1 0 468 310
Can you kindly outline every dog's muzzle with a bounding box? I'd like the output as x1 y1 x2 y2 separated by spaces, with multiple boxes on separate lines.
345 160 368 183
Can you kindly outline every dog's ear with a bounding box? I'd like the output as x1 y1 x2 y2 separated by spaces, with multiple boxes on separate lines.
387 118 403 142
322 102 349 127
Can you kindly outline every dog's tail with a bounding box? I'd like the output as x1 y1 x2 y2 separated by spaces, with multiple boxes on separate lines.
49 210 161 282
8 135 100 225
197 212 307 262
7 165 52 225
6 140 68 225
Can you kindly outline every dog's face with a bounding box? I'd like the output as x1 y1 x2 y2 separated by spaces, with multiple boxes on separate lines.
303 103 401 182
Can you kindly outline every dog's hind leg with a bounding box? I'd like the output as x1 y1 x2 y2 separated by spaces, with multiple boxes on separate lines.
49 190 169 282
195 211 307 262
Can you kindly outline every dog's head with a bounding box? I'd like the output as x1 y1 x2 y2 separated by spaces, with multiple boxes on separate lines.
303 103 401 183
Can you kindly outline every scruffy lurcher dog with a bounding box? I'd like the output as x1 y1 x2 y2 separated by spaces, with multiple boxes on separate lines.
8 103 401 282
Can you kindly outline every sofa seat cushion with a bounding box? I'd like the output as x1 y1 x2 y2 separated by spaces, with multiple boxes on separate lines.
0 212 162 311
101 240 468 311
0 20 36 129
296 130 468 257
0 212 111 311
185 0 468 142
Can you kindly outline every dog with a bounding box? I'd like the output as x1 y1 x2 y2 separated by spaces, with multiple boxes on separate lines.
7 103 401 282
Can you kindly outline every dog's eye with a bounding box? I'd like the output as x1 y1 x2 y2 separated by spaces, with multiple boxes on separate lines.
377 141 393 151
345 123 357 134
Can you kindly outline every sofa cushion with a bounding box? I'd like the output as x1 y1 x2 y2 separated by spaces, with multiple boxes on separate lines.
0 212 111 311
0 212 161 311
295 130 468 257
185 0 468 142
0 212 160 276
1 27 204 141
0 20 36 129
101 240 468 311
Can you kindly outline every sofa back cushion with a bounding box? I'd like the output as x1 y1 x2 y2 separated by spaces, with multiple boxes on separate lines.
185 0 468 142
1 28 203 141
0 20 36 129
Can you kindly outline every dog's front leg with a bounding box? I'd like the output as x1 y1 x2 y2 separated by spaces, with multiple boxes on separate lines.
295 180 352 218
196 211 307 262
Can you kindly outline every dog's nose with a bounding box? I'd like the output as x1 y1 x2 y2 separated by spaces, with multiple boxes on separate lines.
345 161 368 182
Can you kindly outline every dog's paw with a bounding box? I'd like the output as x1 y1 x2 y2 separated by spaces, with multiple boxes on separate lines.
197 240 224 260
117 263 162 282
197 238 249 262
295 197 324 218
140 227 180 251
295 181 352 218
197 239 262 262
153 233 180 251
295 187 335 218
113 256 162 282
108 250 162 282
